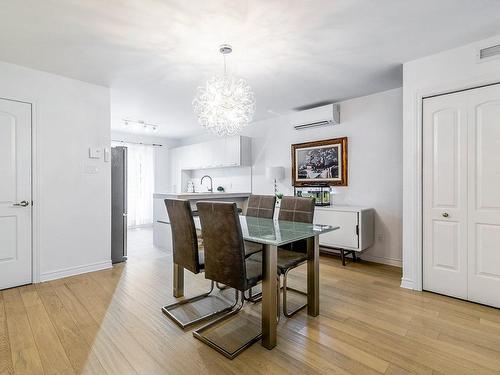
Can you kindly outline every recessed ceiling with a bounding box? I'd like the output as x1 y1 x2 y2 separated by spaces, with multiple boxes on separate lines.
1 0 500 138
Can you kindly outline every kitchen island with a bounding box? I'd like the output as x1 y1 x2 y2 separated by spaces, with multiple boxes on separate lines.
153 192 251 250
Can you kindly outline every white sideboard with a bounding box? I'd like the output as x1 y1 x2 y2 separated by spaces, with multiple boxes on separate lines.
313 205 375 265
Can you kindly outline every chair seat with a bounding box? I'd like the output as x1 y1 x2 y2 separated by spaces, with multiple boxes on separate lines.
245 259 263 288
248 249 308 274
197 246 262 290
244 241 263 257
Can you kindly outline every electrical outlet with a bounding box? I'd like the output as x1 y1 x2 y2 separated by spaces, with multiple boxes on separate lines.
377 233 385 242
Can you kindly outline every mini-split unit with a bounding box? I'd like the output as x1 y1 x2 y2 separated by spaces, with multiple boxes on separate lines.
293 103 340 130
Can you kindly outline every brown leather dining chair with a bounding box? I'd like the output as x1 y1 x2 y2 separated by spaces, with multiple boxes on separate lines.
246 194 276 219
249 196 315 318
193 201 265 359
161 199 237 329
215 194 276 293
244 194 276 257
244 194 277 301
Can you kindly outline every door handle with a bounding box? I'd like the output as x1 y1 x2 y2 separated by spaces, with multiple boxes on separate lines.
13 200 30 207
442 212 449 218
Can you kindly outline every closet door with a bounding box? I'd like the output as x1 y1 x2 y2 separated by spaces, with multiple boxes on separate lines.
467 84 500 308
423 92 468 299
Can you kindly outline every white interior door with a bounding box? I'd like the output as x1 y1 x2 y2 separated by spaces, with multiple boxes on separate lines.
467 84 500 308
0 98 32 290
423 91 469 299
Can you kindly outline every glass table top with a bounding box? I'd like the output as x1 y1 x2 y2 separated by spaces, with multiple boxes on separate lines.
194 215 338 246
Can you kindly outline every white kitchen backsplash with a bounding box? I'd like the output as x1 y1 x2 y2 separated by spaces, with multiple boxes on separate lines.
188 166 252 193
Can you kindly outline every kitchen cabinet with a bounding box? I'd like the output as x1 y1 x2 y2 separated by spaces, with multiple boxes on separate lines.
179 135 251 170
313 206 374 265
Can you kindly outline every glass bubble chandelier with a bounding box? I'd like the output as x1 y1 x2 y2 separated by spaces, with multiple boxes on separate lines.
193 44 256 136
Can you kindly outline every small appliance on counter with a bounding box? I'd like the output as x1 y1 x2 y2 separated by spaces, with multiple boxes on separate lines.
294 186 331 206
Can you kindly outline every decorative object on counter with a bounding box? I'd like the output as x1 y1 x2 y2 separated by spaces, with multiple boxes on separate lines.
295 186 331 206
216 186 225 192
266 166 285 196
193 44 256 137
187 181 195 193
291 137 348 186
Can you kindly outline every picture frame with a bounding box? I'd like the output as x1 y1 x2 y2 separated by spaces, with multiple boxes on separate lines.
291 137 348 186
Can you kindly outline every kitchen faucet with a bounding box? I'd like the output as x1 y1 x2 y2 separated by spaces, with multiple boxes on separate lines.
200 175 213 192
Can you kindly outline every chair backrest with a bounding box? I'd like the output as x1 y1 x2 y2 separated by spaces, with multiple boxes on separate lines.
197 201 247 291
278 196 315 223
246 194 276 219
164 199 201 274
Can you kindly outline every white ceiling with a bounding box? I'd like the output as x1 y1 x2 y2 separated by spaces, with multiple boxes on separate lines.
1 0 500 138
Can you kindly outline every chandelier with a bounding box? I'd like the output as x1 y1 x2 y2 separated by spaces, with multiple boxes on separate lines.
193 44 256 136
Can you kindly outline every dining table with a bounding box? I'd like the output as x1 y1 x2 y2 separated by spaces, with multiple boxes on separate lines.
172 215 338 350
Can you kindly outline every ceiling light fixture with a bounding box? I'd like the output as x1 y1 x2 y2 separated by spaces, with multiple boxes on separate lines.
193 44 256 137
123 119 159 132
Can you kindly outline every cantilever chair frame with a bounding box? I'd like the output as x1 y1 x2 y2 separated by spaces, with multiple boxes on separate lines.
246 270 307 319
162 280 239 329
281 258 308 318
193 290 262 359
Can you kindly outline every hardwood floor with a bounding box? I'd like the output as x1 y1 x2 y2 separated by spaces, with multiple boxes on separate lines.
1 229 500 374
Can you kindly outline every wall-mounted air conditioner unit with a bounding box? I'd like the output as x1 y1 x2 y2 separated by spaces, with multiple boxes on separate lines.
293 103 340 130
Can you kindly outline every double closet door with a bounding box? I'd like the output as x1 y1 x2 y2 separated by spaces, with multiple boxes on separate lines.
423 83 500 308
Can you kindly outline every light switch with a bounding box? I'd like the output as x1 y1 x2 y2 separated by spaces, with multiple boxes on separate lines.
89 147 102 159
104 148 111 162
84 164 99 174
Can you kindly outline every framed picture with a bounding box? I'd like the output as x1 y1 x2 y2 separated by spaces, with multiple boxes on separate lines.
291 137 348 186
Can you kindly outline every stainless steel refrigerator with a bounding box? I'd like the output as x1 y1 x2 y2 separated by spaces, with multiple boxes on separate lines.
111 146 128 263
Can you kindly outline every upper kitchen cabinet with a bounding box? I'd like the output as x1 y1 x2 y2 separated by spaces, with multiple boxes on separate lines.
180 135 251 170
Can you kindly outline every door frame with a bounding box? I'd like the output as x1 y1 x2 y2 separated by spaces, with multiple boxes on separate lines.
405 78 500 291
0 94 40 284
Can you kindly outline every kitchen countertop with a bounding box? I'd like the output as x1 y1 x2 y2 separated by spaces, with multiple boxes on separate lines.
153 192 251 200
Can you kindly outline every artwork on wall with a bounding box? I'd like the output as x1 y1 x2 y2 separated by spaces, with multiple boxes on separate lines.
291 137 348 186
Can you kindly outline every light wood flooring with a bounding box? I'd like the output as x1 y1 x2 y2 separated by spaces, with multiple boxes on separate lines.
1 228 500 374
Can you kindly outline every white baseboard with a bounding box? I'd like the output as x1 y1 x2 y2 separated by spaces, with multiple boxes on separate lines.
359 254 402 268
400 277 415 290
39 260 112 282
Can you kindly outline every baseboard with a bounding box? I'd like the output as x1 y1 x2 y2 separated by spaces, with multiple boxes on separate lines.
320 248 402 267
358 254 402 268
39 260 112 282
400 277 415 290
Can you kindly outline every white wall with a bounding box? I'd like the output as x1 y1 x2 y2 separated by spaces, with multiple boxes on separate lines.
402 34 500 290
0 60 111 282
176 88 403 266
